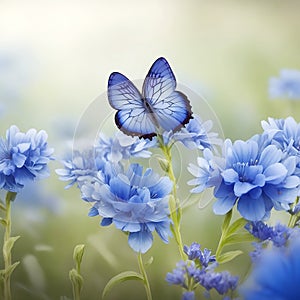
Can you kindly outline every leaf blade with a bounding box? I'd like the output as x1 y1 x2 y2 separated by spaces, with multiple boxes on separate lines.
102 271 144 299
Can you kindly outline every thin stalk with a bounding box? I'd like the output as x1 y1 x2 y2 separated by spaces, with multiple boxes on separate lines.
215 210 233 259
157 135 185 259
288 196 300 228
3 191 17 300
137 253 152 300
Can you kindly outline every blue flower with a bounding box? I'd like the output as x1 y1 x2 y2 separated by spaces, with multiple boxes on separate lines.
261 117 300 177
56 150 101 189
182 291 195 300
241 239 300 299
269 69 300 99
183 242 216 268
197 270 238 295
187 148 221 193
0 125 53 192
95 132 154 163
245 221 300 261
167 243 238 299
207 138 299 221
173 115 221 150
82 163 172 253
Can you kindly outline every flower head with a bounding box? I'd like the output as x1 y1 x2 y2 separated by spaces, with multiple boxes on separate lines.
82 163 172 253
95 131 154 163
241 239 300 299
167 243 238 299
173 115 221 150
269 69 300 99
190 137 300 221
56 149 100 189
0 125 53 192
261 117 300 177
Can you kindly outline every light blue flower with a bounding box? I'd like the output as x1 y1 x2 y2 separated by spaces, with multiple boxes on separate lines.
0 125 53 192
56 150 101 189
213 139 299 221
269 69 300 99
95 131 154 163
241 239 300 300
82 163 172 253
173 115 221 150
189 136 300 221
187 148 222 193
261 117 300 176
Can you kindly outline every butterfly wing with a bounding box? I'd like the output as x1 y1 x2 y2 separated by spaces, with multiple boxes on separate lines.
108 72 157 138
142 57 192 132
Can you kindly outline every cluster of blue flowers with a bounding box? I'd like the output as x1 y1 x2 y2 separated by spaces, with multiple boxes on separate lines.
0 125 53 192
166 243 238 299
57 116 218 254
188 116 300 222
245 221 300 261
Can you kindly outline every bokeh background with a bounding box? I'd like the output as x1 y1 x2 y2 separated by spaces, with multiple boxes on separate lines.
1 0 300 299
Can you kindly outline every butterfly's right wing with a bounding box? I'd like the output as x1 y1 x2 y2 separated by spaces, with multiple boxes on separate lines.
108 72 156 138
142 57 192 133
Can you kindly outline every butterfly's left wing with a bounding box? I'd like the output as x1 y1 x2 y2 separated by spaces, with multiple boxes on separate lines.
142 57 192 133
108 72 157 139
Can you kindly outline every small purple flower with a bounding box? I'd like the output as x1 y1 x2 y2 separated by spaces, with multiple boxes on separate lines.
167 243 238 299
0 125 53 192
183 242 216 268
182 291 195 300
246 221 300 261
269 69 300 100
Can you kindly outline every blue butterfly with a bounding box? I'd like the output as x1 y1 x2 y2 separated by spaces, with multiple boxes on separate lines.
107 57 193 139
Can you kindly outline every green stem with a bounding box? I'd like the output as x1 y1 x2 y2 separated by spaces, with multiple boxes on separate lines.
3 191 17 300
288 196 300 228
158 136 185 259
215 210 233 260
137 253 152 300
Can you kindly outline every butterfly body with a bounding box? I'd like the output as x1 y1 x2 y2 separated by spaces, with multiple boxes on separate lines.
108 57 192 139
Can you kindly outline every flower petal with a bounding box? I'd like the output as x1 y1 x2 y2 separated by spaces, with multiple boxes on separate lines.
128 230 153 253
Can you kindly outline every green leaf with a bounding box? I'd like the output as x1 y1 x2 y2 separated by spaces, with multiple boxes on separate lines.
144 256 154 267
0 202 6 211
217 250 243 264
69 268 83 293
102 271 144 299
158 157 169 172
221 210 233 234
1 261 20 277
223 233 257 246
3 236 20 259
73 244 85 271
227 217 248 236
0 217 7 226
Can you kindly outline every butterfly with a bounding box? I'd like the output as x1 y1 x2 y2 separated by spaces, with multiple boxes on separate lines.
107 57 193 139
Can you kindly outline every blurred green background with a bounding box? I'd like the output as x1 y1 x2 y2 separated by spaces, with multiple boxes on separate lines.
1 0 300 299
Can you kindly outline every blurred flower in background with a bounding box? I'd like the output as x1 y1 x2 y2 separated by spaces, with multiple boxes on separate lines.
269 69 300 100
241 239 300 299
0 48 35 116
